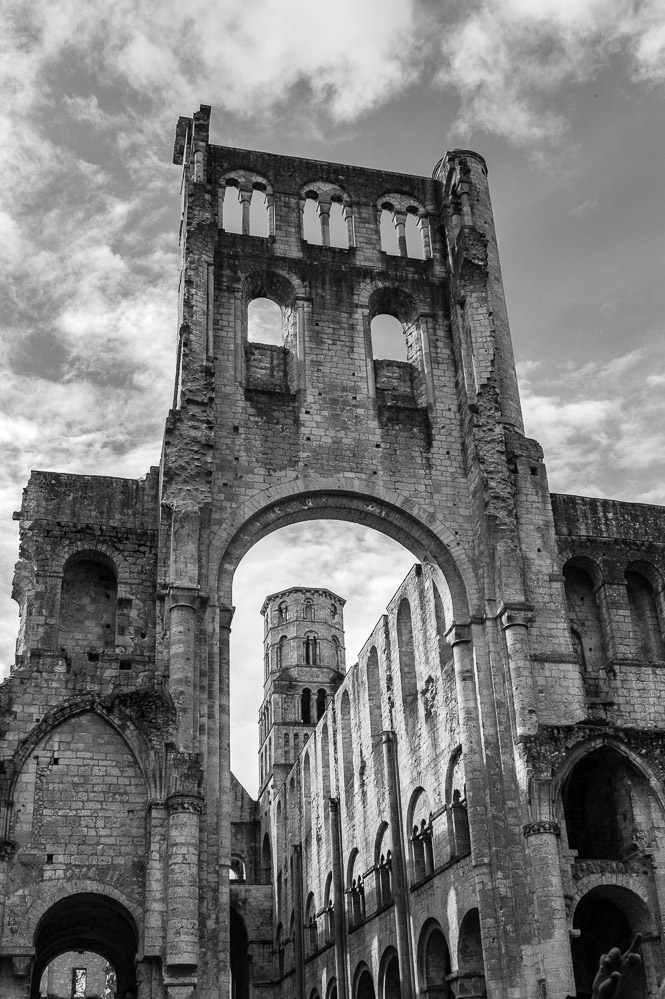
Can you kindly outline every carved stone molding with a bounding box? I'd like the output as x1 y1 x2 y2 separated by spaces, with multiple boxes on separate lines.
523 820 561 838
167 793 204 815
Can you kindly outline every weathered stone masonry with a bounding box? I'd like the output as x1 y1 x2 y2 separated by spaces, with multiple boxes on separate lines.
1 104 665 999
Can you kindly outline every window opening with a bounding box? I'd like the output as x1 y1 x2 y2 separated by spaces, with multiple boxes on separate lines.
72 968 86 998
301 688 312 724
249 187 270 237
303 196 321 244
278 601 288 623
371 314 407 362
397 597 417 707
366 646 382 737
304 635 318 665
277 635 287 669
248 298 283 346
380 208 400 255
332 635 341 668
316 688 326 720
329 201 348 248
304 599 314 621
405 212 424 259
340 691 353 787
626 569 665 660
222 182 242 233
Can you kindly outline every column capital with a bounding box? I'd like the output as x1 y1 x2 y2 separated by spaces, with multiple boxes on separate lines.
169 586 208 612
11 952 34 977
498 603 533 629
523 820 561 838
167 792 204 815
218 604 235 630
445 622 471 647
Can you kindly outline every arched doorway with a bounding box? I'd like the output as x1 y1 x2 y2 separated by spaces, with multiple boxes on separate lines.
30 893 137 999
355 964 376 999
381 949 401 999
230 907 250 999
418 919 452 999
571 888 648 999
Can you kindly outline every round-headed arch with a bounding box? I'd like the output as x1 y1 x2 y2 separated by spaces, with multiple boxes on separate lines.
213 485 475 622
30 890 139 999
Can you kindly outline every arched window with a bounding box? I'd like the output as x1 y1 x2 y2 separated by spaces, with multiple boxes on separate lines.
303 195 321 244
304 634 318 665
397 597 417 708
261 834 272 884
276 635 287 669
305 893 318 955
304 599 314 621
346 849 364 927
58 553 117 658
278 601 288 623
324 872 334 942
284 732 290 763
563 563 606 677
316 688 326 720
321 724 331 798
375 823 393 908
446 748 470 859
222 181 242 233
301 688 312 724
332 635 341 668
379 208 400 255
303 753 312 833
249 186 270 237
457 909 485 986
370 314 407 362
408 788 434 882
230 854 246 881
366 646 382 737
329 201 349 247
248 297 283 345
405 211 425 259
382 950 401 999
377 194 430 259
340 690 353 787
293 732 300 757
418 920 452 999
625 568 665 660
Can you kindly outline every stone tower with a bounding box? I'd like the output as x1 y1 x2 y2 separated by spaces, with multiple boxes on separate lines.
258 587 345 793
0 103 664 999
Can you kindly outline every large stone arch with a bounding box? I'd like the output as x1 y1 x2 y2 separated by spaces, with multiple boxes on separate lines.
212 483 476 621
28 890 139 999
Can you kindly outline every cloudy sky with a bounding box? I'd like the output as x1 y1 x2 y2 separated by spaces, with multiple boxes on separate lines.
2 0 665 793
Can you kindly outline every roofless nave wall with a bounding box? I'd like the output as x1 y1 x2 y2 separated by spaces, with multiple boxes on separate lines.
1 104 664 999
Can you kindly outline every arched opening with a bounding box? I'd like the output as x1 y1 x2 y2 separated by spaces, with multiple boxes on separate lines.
571 888 648 999
340 689 353 788
301 687 312 724
446 748 470 860
329 201 348 248
226 505 470 797
222 181 242 233
30 893 137 999
230 854 246 881
261 832 272 884
626 567 665 660
405 211 424 259
397 597 417 708
379 208 400 255
346 848 364 927
305 892 317 955
303 195 321 244
562 746 655 861
247 297 283 346
304 598 314 621
418 920 452 999
230 907 250 999
304 634 318 665
457 908 485 994
39 951 115 998
408 787 434 882
381 949 401 999
375 822 393 909
321 723 332 798
563 562 606 685
356 966 376 999
249 186 270 238
317 687 326 719
371 314 407 361
366 645 382 736
303 752 312 832
58 552 117 660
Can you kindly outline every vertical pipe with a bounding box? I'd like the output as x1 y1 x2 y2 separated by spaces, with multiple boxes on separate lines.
293 844 305 999
329 798 348 999
381 732 414 999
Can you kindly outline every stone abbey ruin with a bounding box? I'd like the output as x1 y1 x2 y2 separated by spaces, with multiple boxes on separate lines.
1 104 665 998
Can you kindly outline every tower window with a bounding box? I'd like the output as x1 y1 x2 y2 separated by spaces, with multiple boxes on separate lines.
304 635 318 665
277 601 288 623
301 688 312 724
304 599 314 621
316 688 326 720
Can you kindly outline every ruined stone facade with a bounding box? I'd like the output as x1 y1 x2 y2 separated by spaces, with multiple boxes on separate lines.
1 103 664 999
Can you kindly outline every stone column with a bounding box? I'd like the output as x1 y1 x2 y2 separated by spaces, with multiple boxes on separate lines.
418 214 432 259
239 186 252 235
523 818 575 997
382 731 414 999
393 211 407 256
499 606 538 738
166 792 203 969
168 588 198 753
329 798 348 999
318 198 331 247
144 804 167 956
293 844 305 999
218 605 234 998
10 955 33 999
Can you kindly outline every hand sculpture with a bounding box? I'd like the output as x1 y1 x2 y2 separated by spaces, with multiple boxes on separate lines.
591 935 642 999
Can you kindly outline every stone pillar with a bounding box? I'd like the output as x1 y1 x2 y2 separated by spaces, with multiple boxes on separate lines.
362 308 376 399
166 792 203 968
293 844 305 999
499 606 538 738
418 214 432 259
382 731 414 999
318 198 331 247
296 299 307 392
218 605 234 998
266 192 275 236
329 798 348 999
523 817 575 997
418 314 436 405
239 186 252 236
144 804 167 956
393 211 407 257
168 588 198 752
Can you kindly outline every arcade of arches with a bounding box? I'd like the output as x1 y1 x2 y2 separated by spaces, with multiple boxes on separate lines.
1 105 665 999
